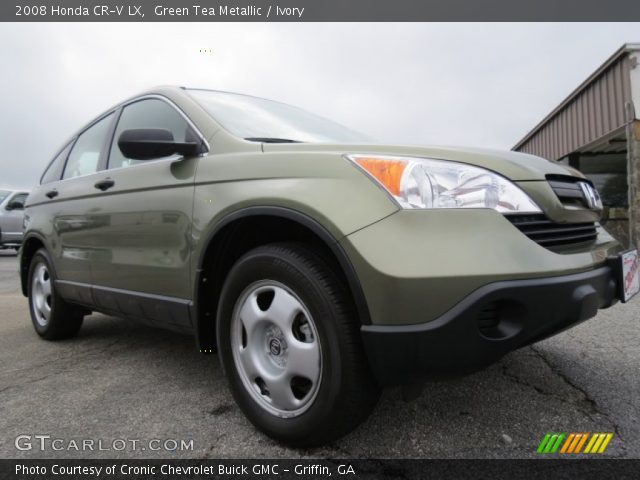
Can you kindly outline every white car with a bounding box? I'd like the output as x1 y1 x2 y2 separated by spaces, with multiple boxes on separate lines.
0 190 29 251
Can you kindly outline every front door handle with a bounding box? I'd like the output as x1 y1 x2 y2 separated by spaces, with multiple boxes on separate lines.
45 189 58 199
94 179 115 191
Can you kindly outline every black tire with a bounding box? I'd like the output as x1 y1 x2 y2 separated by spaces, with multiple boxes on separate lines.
27 248 84 340
217 242 380 446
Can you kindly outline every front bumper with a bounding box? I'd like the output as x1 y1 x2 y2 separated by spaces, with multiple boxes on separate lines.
341 209 622 327
361 266 618 385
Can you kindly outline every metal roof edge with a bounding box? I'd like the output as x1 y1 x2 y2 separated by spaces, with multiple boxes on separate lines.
513 42 640 151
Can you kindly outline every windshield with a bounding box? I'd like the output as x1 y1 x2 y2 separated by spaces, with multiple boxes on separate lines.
0 190 10 203
188 89 371 143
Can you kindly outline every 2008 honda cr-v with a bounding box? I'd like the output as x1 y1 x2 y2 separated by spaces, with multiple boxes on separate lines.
20 86 639 446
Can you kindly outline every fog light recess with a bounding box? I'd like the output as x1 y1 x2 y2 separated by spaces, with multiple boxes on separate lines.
477 300 525 340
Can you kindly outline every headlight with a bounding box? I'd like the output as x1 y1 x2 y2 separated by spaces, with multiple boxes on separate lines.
346 154 542 213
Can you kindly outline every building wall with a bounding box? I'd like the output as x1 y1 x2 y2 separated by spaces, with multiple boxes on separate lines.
515 54 633 160
514 46 640 249
629 120 640 250
572 152 631 246
631 50 640 118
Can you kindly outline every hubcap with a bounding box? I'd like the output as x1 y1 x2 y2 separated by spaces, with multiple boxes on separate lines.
31 263 52 327
231 281 322 418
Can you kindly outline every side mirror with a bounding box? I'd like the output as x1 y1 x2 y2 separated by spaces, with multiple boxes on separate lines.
117 128 204 161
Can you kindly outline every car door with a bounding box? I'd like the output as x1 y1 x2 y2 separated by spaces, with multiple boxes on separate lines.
25 112 117 306
88 96 204 330
2 192 28 244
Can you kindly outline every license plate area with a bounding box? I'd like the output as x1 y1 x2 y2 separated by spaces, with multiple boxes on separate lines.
617 249 640 302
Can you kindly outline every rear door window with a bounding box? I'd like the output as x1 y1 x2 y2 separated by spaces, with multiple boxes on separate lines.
63 113 114 180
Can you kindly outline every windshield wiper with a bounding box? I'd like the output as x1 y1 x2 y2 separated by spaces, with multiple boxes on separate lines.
244 137 302 143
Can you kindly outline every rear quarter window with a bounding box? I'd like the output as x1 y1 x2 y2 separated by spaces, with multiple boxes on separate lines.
41 142 73 184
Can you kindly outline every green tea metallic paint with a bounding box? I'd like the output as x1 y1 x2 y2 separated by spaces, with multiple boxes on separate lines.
21 86 625 354
21 86 635 443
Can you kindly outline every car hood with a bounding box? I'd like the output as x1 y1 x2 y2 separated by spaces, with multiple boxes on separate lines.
261 143 583 182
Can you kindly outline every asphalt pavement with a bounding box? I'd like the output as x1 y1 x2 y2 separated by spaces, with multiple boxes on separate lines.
0 250 638 459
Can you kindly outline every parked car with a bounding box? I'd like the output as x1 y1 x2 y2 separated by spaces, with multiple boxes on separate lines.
20 87 639 446
0 190 29 251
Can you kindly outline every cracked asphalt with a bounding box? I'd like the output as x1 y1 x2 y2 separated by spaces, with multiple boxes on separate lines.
0 250 638 459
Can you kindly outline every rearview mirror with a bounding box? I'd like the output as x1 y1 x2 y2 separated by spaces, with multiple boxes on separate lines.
117 128 204 160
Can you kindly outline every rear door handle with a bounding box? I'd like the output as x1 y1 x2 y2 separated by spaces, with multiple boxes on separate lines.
45 189 58 199
94 179 115 191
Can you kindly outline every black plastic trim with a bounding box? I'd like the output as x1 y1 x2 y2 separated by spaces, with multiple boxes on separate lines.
195 206 372 335
19 232 51 296
99 106 124 172
56 280 193 332
55 280 94 307
361 266 618 386
506 214 597 248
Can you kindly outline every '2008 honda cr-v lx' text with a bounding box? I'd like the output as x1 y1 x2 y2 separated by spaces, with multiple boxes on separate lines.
20 86 639 446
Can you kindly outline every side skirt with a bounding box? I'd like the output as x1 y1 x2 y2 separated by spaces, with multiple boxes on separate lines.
55 280 194 334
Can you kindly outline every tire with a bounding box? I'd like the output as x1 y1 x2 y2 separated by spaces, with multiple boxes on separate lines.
217 242 380 446
27 248 84 340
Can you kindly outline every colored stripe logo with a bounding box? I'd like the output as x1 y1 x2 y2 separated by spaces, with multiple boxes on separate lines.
537 433 613 454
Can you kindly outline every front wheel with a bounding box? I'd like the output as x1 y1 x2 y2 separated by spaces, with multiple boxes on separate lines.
217 243 380 446
28 249 84 340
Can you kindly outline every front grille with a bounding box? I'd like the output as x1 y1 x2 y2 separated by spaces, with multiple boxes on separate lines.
547 175 591 209
506 214 597 248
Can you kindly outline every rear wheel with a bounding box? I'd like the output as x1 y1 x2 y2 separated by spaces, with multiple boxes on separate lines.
28 249 84 340
217 243 380 446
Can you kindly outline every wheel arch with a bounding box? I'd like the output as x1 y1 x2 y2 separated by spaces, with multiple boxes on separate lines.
19 233 50 297
193 206 371 351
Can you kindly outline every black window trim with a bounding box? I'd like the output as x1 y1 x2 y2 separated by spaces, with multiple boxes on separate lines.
100 107 123 172
41 93 209 185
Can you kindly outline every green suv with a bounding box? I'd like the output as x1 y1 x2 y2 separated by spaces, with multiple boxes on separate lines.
20 87 639 446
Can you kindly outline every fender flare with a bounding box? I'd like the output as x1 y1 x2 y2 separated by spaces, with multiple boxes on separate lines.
193 205 372 349
19 232 52 296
